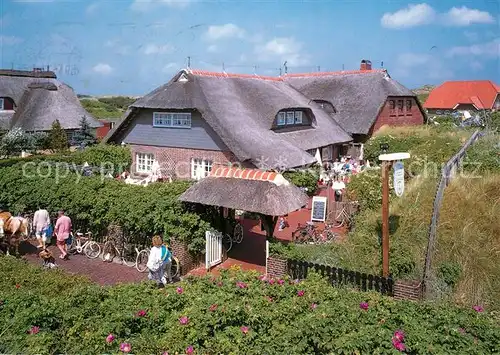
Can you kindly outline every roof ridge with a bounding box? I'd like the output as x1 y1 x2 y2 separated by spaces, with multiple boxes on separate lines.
209 166 289 186
189 69 283 82
284 69 386 78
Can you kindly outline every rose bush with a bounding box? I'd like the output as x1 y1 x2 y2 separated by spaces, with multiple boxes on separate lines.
0 258 498 354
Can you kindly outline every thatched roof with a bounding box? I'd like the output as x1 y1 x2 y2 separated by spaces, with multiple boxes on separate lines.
105 69 352 169
284 70 417 135
179 166 309 216
0 72 101 131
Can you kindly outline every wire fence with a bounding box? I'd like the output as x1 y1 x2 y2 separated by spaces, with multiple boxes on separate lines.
422 130 483 298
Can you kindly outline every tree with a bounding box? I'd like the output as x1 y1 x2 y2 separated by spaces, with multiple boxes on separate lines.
0 128 47 157
70 115 96 148
47 120 69 152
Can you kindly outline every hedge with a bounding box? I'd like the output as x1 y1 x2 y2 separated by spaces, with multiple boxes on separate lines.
0 164 209 253
0 258 498 354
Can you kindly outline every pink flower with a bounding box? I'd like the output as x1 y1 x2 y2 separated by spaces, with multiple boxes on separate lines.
15 284 20 289
473 305 484 312
136 309 147 317
209 304 218 312
311 303 317 309
120 343 131 353
277 279 285 285
458 328 466 334
176 287 184 294
258 274 266 281
162 352 169 355
393 330 405 342
359 302 369 311
267 296 273 302
106 334 115 343
236 281 247 289
217 281 223 287
392 340 405 352
268 279 275 285
240 326 249 334
297 290 305 297
28 326 39 335
179 316 189 325
185 345 194 354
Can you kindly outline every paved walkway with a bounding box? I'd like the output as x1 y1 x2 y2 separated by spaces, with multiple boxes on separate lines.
19 241 147 286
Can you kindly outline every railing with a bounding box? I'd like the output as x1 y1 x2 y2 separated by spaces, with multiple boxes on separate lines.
288 259 394 296
422 130 483 297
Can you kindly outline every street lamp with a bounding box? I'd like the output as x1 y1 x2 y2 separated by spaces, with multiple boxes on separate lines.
378 152 410 278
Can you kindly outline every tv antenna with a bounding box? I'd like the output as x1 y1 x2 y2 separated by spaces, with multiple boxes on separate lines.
283 61 288 74
186 56 191 69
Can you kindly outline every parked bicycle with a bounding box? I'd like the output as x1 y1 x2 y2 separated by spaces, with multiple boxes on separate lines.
292 221 338 244
68 231 101 259
332 206 354 228
101 237 136 267
135 247 180 279
221 220 244 252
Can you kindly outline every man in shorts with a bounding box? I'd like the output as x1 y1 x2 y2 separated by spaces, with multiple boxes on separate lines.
33 207 51 249
54 210 72 260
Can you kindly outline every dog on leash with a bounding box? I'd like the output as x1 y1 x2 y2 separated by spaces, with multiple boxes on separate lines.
39 248 57 269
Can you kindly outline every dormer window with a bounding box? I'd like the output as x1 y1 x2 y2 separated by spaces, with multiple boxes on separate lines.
153 112 191 128
277 110 304 126
313 100 336 114
0 98 3 110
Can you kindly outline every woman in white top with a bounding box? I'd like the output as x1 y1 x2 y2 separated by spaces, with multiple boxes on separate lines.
33 208 51 249
146 235 172 288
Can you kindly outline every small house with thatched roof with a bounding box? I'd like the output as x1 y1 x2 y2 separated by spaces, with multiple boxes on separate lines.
0 69 102 135
104 69 352 179
284 60 426 144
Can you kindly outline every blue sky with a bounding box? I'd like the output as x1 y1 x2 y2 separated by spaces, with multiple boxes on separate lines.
1 0 499 95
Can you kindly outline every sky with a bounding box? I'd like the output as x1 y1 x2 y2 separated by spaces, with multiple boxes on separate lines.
1 0 499 96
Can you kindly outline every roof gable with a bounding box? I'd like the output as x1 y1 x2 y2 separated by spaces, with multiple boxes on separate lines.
424 80 500 110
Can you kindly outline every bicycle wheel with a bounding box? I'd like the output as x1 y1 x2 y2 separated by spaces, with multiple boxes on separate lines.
233 222 244 244
222 234 233 253
67 236 78 255
332 211 345 228
84 241 101 259
171 256 180 279
136 249 149 273
101 241 116 262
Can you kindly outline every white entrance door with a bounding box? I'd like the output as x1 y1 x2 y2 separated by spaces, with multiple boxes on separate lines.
205 230 223 270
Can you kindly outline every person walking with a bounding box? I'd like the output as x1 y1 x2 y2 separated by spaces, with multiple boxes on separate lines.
54 210 72 260
33 207 51 249
146 235 171 288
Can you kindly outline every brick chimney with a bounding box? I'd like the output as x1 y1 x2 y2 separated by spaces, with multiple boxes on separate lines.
360 59 372 71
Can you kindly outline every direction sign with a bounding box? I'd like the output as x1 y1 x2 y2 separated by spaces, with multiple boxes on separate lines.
393 161 405 197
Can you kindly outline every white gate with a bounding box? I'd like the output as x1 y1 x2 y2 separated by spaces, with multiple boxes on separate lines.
205 230 223 270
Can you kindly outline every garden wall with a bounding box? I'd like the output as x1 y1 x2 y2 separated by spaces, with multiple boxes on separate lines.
171 238 204 276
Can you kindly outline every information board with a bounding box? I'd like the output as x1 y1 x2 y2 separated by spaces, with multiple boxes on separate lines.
393 161 405 197
311 196 327 222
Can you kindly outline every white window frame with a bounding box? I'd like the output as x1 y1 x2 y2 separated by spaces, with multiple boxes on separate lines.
294 111 303 124
0 98 4 110
277 112 286 126
191 158 213 180
136 152 155 173
153 112 192 128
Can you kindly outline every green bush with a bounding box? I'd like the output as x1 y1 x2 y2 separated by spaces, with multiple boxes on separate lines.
0 259 499 354
283 169 318 196
438 261 462 288
0 164 208 252
463 134 500 174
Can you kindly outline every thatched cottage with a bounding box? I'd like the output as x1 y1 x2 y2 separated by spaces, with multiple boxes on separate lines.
0 69 102 137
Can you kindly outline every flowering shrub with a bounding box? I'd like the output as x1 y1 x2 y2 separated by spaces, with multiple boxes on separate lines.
0 258 499 354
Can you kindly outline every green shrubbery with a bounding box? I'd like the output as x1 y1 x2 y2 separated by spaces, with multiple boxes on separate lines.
0 258 498 354
283 167 319 196
0 163 208 252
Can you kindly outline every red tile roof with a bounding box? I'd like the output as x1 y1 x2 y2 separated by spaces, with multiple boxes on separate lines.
210 166 286 184
424 80 500 110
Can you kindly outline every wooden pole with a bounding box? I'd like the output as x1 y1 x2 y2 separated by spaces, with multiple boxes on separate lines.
381 161 391 277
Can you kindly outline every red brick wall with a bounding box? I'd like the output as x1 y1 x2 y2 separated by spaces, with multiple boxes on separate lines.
128 144 240 179
266 255 288 279
96 122 112 140
371 97 425 133
393 280 423 301
170 238 204 276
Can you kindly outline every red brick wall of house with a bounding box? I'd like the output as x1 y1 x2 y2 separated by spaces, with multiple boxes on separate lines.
128 144 240 179
96 122 113 140
370 97 425 133
170 238 204 276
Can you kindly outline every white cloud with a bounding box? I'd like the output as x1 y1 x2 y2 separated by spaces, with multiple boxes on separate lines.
86 3 99 14
207 44 218 53
162 62 178 73
443 6 495 26
463 31 479 42
381 3 436 29
0 35 23 45
255 37 309 66
447 38 500 57
381 3 495 29
205 24 245 41
143 43 175 55
92 63 113 75
130 0 191 12
105 40 131 56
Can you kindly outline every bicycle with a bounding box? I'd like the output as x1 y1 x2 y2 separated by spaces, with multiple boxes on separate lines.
292 222 338 245
221 220 244 252
101 237 136 267
67 231 101 259
135 247 180 279
332 207 354 228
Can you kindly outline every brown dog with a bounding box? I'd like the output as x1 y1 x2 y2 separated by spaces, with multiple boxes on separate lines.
39 248 57 268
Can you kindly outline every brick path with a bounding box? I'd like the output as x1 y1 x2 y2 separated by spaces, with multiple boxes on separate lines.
19 241 147 286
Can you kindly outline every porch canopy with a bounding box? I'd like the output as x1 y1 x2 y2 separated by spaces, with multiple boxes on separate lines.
179 166 308 216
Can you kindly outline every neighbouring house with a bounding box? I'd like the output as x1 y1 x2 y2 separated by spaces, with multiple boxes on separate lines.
424 80 500 115
0 69 102 138
104 69 353 179
96 119 117 140
284 60 426 144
